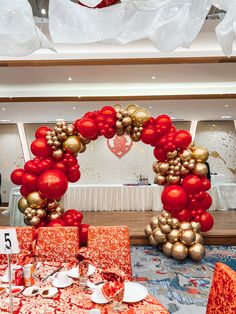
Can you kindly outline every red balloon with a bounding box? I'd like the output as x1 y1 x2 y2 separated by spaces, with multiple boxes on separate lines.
153 147 167 162
199 192 212 210
156 115 172 127
79 223 89 245
31 138 52 158
67 170 81 183
174 130 192 150
54 162 67 174
161 185 188 211
201 177 211 191
22 173 38 189
20 185 33 197
182 175 203 195
141 126 156 145
63 210 83 223
173 208 191 221
35 126 52 139
100 106 116 118
104 129 115 139
11 168 25 185
75 118 98 139
38 170 68 199
48 219 66 227
199 212 214 232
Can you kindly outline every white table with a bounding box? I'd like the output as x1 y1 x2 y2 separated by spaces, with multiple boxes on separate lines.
7 184 163 226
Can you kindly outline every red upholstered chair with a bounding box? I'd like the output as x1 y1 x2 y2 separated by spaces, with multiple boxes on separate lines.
0 226 36 264
36 227 80 262
206 262 236 314
87 226 132 280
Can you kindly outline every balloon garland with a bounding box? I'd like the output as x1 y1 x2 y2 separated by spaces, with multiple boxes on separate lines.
11 104 213 255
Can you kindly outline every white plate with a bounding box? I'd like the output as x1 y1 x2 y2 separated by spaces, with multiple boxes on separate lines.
91 282 148 304
52 277 74 288
1 274 9 283
23 286 40 297
40 287 58 298
6 286 24 296
68 264 96 279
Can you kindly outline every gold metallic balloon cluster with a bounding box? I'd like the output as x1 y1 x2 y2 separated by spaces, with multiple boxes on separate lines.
46 121 89 159
18 192 64 226
145 211 206 261
153 145 209 185
114 104 150 142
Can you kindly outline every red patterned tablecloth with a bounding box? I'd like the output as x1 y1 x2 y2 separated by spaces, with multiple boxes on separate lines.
0 263 169 314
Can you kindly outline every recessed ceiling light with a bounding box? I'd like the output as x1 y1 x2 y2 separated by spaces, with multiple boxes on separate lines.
56 118 65 122
225 104 229 107
149 106 152 109
0 119 10 122
2 107 6 111
68 77 73 81
151 76 157 80
41 8 46 15
72 106 76 110
221 115 232 119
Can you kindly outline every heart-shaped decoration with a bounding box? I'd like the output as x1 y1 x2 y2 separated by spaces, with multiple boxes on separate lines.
78 0 118 9
107 134 133 158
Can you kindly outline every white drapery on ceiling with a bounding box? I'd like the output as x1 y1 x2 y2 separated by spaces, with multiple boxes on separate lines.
0 0 235 57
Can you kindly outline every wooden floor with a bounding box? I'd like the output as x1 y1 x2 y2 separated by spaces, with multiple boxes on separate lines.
1 209 236 245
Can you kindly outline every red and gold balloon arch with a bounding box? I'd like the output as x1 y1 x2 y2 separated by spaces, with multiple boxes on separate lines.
11 104 214 248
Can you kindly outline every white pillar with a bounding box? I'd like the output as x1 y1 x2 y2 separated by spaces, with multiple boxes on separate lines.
17 123 30 162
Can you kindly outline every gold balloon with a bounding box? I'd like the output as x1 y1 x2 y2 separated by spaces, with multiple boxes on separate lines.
125 104 139 115
27 192 47 209
149 234 158 246
160 224 171 234
55 206 64 214
190 221 201 232
131 108 150 126
162 241 173 257
181 149 193 161
192 146 209 163
36 208 46 218
153 229 166 244
144 224 153 237
193 163 208 177
167 218 172 225
171 242 188 260
18 197 28 213
167 150 178 159
180 229 196 246
161 211 171 219
28 216 41 226
131 133 140 142
180 166 190 176
159 163 169 175
113 104 123 112
189 243 206 261
52 149 64 160
150 217 159 229
158 216 167 225
154 174 167 185
152 161 160 174
48 212 61 220
179 222 192 231
195 233 204 244
79 142 86 153
171 218 179 229
166 175 181 185
167 229 180 243
62 135 82 154
187 163 195 170
24 216 31 226
47 200 58 211
122 116 132 127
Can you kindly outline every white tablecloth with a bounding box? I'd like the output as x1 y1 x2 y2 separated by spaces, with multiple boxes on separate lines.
210 183 236 210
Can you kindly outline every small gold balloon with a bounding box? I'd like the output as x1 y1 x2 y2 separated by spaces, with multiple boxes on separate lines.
189 243 206 261
24 216 31 226
181 149 193 161
62 135 81 154
195 233 204 244
167 229 180 243
171 218 180 228
152 161 160 174
171 242 188 260
192 146 209 163
160 224 171 234
113 104 123 112
149 234 158 246
154 174 167 186
159 163 169 175
144 224 153 237
150 217 159 229
116 121 123 129
28 216 41 226
36 208 46 218
31 209 36 216
52 149 64 160
27 192 47 209
158 216 167 225
180 166 190 176
153 229 166 244
47 200 58 211
131 133 140 142
161 211 171 219
180 229 196 246
190 221 201 232
187 163 195 170
122 116 132 127
131 108 150 126
24 207 31 215
167 218 173 225
48 212 61 220
179 222 192 231
162 241 173 257
193 163 208 177
55 206 64 214
166 175 181 185
18 197 28 213
167 150 178 159
125 104 140 115
79 143 86 153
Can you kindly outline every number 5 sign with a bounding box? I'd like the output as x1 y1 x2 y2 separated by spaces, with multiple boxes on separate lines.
0 229 19 254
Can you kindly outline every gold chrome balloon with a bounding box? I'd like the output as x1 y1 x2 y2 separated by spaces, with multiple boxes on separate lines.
152 161 160 174
131 108 150 126
149 234 158 246
160 223 171 234
154 174 167 185
27 192 47 209
18 197 28 213
125 104 139 115
122 116 132 127
189 243 206 261
150 217 159 230
181 149 193 161
158 216 167 225
62 135 81 154
190 221 201 232
193 163 208 177
24 216 31 226
28 216 41 226
180 229 196 246
113 104 123 112
179 222 191 231
161 211 171 219
36 208 46 218
167 150 178 159
144 224 153 237
167 229 180 243
48 212 61 220
192 146 209 163
171 242 188 260
195 233 204 244
52 149 64 160
162 241 173 257
153 229 167 244
159 163 169 175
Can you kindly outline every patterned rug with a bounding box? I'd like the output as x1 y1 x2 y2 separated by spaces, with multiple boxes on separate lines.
131 245 236 314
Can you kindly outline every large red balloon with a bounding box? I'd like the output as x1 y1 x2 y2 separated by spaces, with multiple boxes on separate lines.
11 168 25 185
199 192 212 210
31 138 52 158
153 147 167 162
174 130 192 150
173 208 191 221
199 212 214 232
22 173 38 189
35 126 52 139
38 170 68 199
161 185 188 211
100 106 116 118
141 126 156 145
75 118 98 139
182 175 203 195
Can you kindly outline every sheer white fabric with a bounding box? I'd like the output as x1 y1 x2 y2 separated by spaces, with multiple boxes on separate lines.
0 0 54 57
